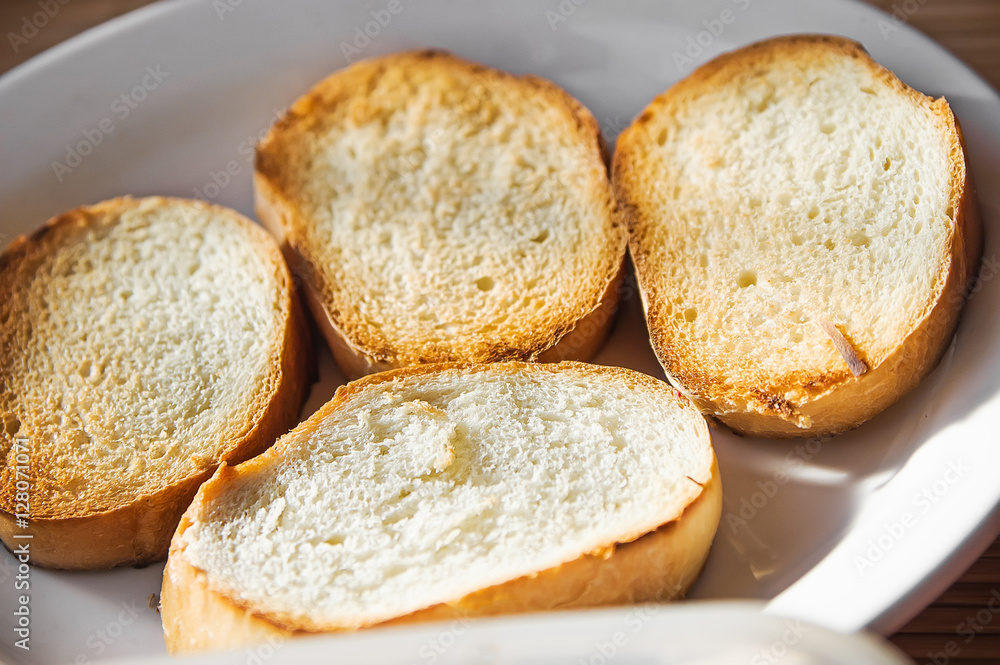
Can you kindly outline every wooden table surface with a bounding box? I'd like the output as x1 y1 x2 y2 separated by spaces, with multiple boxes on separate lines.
1 1 998 663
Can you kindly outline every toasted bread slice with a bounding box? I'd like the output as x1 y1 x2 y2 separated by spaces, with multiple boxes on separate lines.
0 197 311 569
613 35 982 438
161 361 720 653
255 50 627 378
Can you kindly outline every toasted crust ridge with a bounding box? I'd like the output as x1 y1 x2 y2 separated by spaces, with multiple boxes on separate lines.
161 361 720 652
0 196 311 568
254 50 627 378
613 35 982 437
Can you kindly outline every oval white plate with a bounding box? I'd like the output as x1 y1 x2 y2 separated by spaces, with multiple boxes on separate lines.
1 0 999 662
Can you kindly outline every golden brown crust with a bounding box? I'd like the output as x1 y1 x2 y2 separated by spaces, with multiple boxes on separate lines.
162 461 720 654
613 35 982 438
161 534 294 654
254 50 626 377
265 235 627 380
536 262 626 364
0 197 312 569
160 362 720 652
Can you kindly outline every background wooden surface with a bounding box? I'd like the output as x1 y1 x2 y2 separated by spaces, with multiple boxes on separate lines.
1 1 998 663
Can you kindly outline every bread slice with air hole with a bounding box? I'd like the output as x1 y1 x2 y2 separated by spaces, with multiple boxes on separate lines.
254 50 627 378
612 35 982 438
0 196 311 569
160 361 721 653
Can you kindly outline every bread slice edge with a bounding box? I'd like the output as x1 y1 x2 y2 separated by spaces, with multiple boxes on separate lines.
0 196 313 568
254 50 627 377
160 361 721 652
161 459 720 654
614 35 983 437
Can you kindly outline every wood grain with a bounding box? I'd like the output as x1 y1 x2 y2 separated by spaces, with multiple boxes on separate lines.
0 1 998 662
863 0 1000 89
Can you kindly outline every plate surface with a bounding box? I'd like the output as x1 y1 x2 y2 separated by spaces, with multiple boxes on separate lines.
115 602 914 665
1 0 1000 662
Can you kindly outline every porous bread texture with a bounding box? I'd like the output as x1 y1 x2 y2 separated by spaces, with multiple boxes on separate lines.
165 362 718 646
255 49 627 377
0 197 311 568
613 35 981 437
